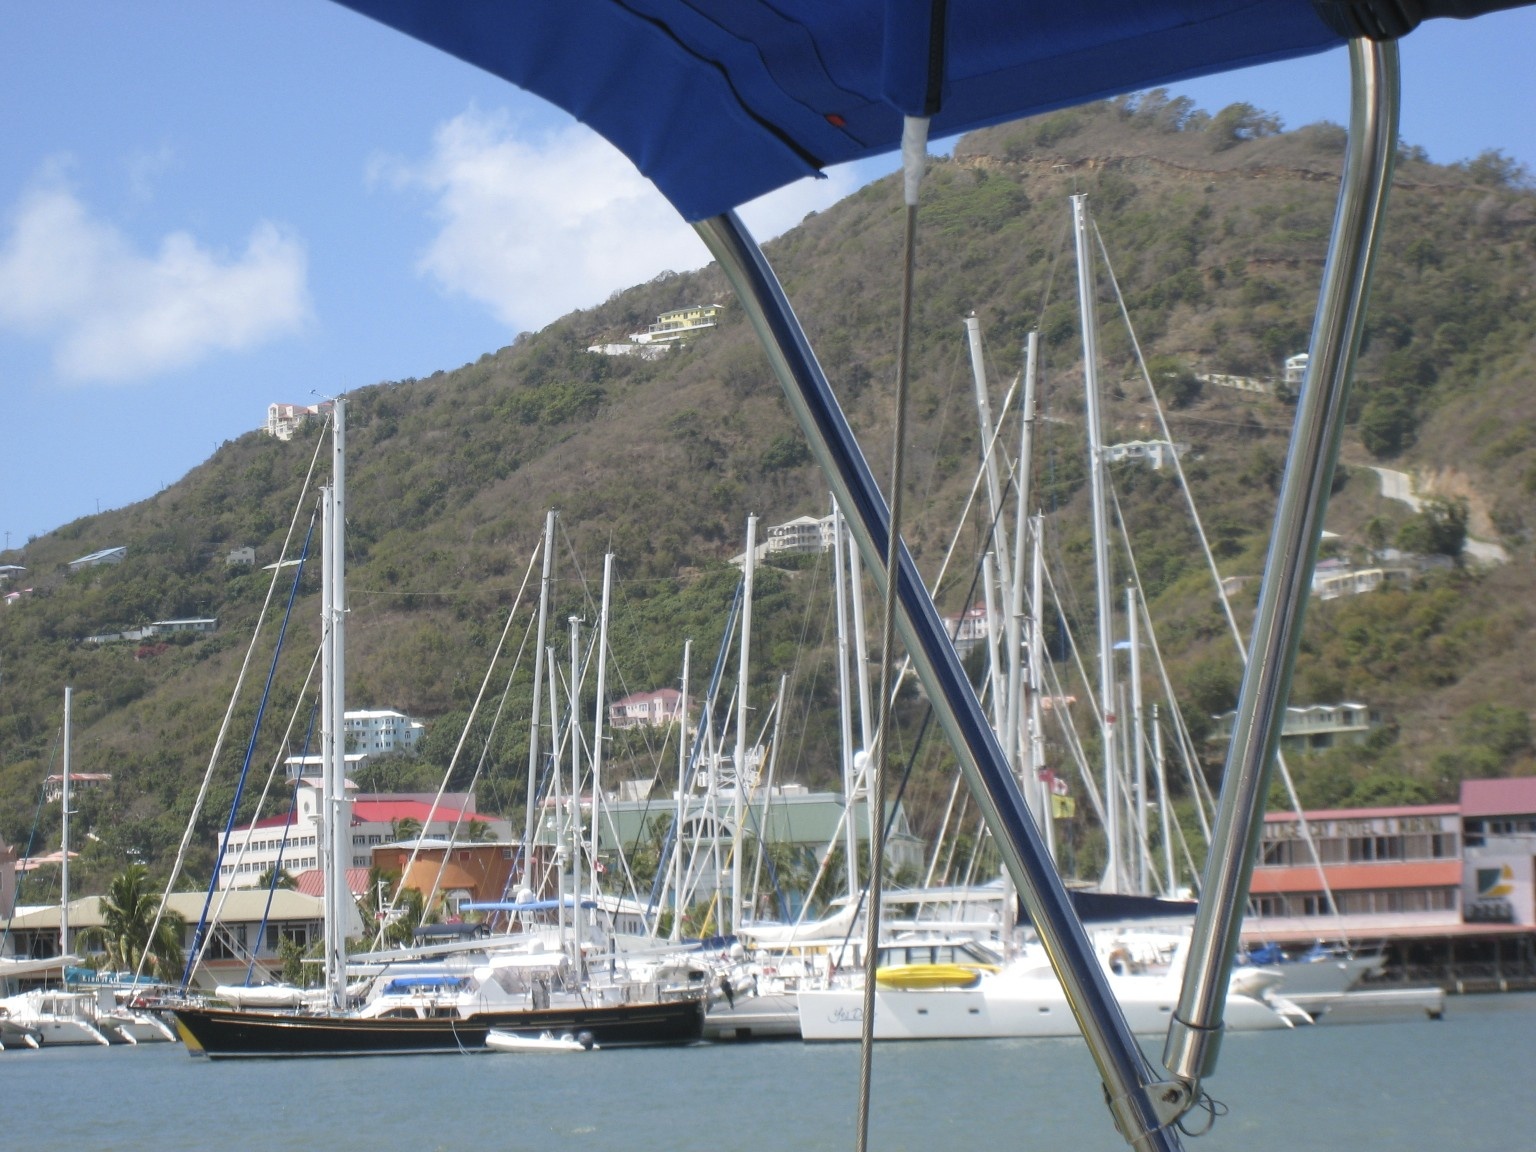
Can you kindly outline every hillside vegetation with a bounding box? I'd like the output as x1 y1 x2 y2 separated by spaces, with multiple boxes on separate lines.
2 94 1534 892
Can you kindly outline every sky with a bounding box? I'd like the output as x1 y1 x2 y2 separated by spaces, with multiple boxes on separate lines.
1 3 1532 550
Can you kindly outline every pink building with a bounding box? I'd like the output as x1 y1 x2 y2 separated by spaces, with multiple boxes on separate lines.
609 688 684 730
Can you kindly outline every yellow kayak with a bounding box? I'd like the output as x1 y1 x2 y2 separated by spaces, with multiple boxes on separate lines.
874 963 995 991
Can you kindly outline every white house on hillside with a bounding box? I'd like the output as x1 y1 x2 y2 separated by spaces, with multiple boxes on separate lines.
69 547 126 572
609 688 684 730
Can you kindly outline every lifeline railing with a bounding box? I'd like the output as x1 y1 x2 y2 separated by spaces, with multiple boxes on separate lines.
696 35 1399 1152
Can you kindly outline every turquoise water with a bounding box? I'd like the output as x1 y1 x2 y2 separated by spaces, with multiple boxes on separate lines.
6 994 1533 1152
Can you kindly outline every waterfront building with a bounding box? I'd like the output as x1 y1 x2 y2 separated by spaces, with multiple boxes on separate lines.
215 780 508 889
0 888 343 992
1243 781 1536 989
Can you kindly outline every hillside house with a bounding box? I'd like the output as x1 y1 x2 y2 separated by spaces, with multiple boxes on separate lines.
68 546 126 572
1284 352 1310 390
146 618 218 637
1311 558 1414 600
266 401 330 440
942 603 992 655
629 303 721 344
226 547 256 566
609 688 684 730
1105 439 1187 470
767 513 836 555
344 708 426 756
1212 702 1379 756
42 772 111 803
1195 371 1273 395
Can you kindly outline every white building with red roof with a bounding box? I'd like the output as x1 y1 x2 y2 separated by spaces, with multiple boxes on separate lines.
215 778 511 889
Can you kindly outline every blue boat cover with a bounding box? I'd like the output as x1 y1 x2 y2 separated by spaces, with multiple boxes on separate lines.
333 1 1527 221
459 898 598 913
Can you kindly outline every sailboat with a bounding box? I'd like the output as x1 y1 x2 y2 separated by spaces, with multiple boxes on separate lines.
201 2 1512 1141
171 399 703 1057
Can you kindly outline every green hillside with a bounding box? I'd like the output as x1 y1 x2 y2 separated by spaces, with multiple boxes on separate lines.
3 94 1534 893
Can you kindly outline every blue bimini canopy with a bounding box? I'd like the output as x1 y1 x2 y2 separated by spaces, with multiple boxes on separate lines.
460 899 598 913
333 0 1525 222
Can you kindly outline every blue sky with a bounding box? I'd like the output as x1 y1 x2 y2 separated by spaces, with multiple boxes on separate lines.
1 3 1532 549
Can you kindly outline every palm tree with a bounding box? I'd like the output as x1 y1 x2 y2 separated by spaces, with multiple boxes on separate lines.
458 819 493 843
77 864 185 980
256 866 297 890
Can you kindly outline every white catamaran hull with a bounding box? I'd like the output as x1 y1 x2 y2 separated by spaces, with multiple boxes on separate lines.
798 972 1289 1041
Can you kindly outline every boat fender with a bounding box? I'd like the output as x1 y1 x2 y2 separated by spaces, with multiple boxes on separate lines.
577 1031 595 1050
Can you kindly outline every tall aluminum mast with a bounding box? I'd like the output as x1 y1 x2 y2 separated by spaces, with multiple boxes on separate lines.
1073 194 1123 893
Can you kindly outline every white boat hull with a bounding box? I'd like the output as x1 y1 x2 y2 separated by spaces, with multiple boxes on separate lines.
486 1029 596 1052
798 975 1289 1041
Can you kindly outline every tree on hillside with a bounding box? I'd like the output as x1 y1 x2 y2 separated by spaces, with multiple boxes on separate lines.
77 863 185 980
1146 355 1201 409
1395 498 1467 561
1208 102 1281 150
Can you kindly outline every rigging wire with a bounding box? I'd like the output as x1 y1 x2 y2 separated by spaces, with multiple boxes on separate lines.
137 416 329 986
1094 221 1345 935
247 691 321 986
857 114 928 1152
379 541 541 940
182 509 317 990
0 738 58 957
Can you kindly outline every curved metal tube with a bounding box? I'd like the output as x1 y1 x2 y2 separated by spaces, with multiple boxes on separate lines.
1164 36 1400 1085
697 212 1186 1151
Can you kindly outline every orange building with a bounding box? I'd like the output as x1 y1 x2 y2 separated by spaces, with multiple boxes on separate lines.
370 841 554 914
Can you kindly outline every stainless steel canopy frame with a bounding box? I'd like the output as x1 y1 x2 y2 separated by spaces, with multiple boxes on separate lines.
1166 36 1401 1087
698 226 1191 1152
698 35 1400 1149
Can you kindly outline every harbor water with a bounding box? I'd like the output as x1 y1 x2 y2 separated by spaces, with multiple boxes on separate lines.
6 993 1533 1151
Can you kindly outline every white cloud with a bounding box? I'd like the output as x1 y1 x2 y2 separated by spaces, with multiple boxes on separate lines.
379 108 868 332
125 144 177 203
0 173 310 384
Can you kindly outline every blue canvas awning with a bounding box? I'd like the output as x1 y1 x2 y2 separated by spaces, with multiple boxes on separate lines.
460 899 598 913
333 0 1525 222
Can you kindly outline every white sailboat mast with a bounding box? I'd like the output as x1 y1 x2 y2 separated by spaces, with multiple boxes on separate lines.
1072 193 1123 893
730 515 756 935
590 554 613 908
982 552 1006 732
1153 704 1176 895
830 500 860 902
548 645 565 942
568 615 583 967
60 685 71 954
1128 583 1149 894
965 314 1013 577
1005 334 1039 820
522 510 557 894
1030 513 1054 860
672 639 690 941
325 396 350 1013
846 525 874 752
